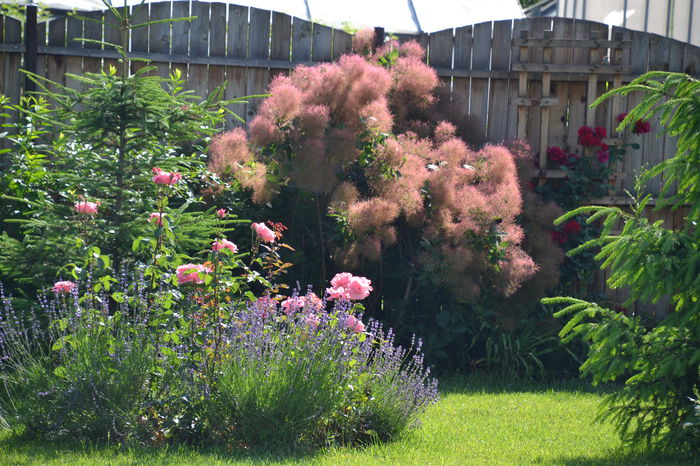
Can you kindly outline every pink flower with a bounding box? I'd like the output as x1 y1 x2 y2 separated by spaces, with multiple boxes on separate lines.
149 212 164 226
616 112 628 123
632 119 651 134
346 276 373 300
597 149 610 163
326 273 373 301
281 297 306 315
175 263 211 285
344 315 365 333
325 286 348 300
52 280 76 294
216 208 227 218
152 167 182 186
74 201 99 214
252 222 276 242
330 272 354 289
212 239 238 253
305 313 320 329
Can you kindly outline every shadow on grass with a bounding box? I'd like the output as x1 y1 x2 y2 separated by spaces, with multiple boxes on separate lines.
437 372 617 396
0 429 322 464
548 449 700 466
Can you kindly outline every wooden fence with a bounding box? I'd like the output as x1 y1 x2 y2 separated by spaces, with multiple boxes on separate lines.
1 1 699 316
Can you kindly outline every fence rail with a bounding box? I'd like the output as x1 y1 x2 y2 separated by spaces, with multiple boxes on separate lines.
1 1 700 317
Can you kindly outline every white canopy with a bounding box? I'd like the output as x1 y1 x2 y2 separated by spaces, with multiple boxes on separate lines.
4 0 524 33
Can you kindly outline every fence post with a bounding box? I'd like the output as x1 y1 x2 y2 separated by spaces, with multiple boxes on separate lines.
373 27 384 51
24 3 38 94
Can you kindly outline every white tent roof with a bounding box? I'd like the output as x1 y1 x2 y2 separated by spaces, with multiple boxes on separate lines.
7 0 524 33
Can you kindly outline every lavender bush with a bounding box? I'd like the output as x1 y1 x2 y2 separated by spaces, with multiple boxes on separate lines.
0 272 437 448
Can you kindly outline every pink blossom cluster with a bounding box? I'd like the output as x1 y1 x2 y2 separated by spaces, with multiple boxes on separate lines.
74 201 99 214
212 239 238 253
281 293 323 315
326 273 373 301
52 280 76 294
252 222 276 243
152 167 182 186
175 263 212 285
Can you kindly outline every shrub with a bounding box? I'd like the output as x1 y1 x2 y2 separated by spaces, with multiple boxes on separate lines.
206 37 565 369
544 72 700 451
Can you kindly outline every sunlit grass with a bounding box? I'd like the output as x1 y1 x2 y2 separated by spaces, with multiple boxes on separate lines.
1 375 696 465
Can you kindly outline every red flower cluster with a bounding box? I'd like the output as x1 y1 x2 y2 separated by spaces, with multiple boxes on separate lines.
577 126 607 147
616 112 628 123
550 220 582 244
632 119 651 134
547 146 576 167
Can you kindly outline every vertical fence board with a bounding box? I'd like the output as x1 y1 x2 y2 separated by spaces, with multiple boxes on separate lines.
170 1 190 80
452 25 472 126
429 28 453 94
225 4 248 127
470 22 491 136
292 18 312 62
130 3 149 74
149 1 172 78
102 7 123 71
312 23 332 62
64 15 83 91
82 11 103 76
207 3 227 101
189 2 210 98
333 29 352 59
46 16 66 91
246 8 271 122
487 20 512 143
270 12 292 81
525 18 549 156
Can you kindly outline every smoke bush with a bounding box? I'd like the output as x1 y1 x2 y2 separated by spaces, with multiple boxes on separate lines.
209 40 538 304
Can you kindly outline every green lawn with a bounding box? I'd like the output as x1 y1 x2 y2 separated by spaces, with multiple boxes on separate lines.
1 375 696 465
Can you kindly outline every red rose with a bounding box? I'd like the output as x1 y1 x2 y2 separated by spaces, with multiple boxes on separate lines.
632 119 651 134
563 220 582 235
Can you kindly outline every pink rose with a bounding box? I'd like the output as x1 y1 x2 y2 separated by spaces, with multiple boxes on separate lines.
152 167 182 186
175 263 211 285
74 201 99 214
344 315 365 333
149 212 164 226
212 239 238 253
346 276 373 300
252 222 276 243
597 149 610 163
216 208 227 219
330 272 353 289
325 286 348 301
52 280 76 294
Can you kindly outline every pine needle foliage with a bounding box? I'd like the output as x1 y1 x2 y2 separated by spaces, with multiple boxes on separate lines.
544 72 700 451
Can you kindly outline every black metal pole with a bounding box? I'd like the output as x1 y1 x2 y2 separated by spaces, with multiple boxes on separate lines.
24 3 38 94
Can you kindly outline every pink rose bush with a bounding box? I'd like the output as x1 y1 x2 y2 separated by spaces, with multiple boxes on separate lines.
216 208 227 218
326 272 373 301
175 263 212 285
52 280 76 294
152 167 182 186
344 314 365 334
281 293 323 315
74 201 99 214
252 222 276 243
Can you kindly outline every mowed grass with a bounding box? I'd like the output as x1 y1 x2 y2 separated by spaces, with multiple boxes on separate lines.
0 375 696 465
